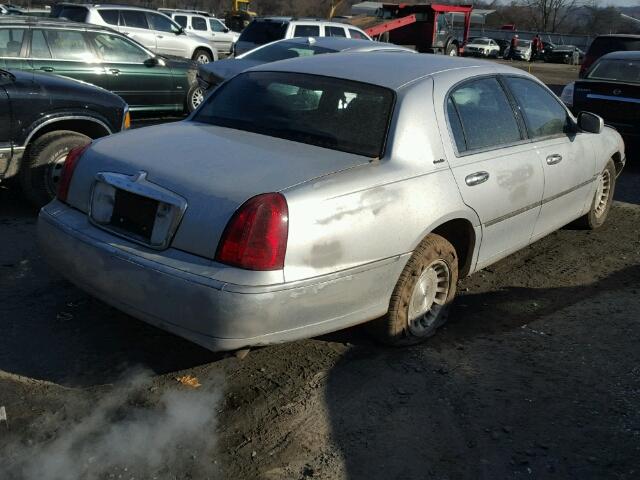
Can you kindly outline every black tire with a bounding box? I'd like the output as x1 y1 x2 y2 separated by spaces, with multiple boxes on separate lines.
186 83 206 113
575 160 616 230
192 48 212 64
19 131 90 208
445 43 458 56
368 234 459 346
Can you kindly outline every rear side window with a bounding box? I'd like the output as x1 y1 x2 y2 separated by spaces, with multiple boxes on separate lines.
294 25 320 37
348 29 367 40
239 20 288 44
0 28 24 57
194 71 395 158
192 17 207 31
504 77 569 138
51 6 88 22
447 77 521 153
326 26 346 37
98 10 119 26
30 30 52 58
44 30 94 61
174 15 188 28
588 36 640 58
121 10 149 29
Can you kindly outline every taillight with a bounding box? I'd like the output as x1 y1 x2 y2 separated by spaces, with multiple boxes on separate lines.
215 193 288 271
57 142 90 203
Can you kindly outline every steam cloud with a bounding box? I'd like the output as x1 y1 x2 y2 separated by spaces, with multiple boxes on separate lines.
1 369 223 480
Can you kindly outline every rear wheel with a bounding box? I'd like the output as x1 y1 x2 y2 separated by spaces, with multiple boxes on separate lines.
186 84 205 113
19 131 90 208
368 234 458 346
576 160 616 230
193 49 212 64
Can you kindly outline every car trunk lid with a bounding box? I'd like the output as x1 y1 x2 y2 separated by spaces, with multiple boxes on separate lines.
67 121 370 260
573 80 640 135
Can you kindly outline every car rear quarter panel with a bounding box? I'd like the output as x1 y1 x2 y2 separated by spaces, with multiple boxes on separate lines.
282 79 479 282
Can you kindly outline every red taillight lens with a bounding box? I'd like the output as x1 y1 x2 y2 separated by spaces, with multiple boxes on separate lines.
57 142 91 203
215 193 289 271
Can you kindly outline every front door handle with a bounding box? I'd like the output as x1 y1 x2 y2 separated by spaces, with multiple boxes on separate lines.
156 35 164 39
40 66 54 72
465 171 490 186
546 154 563 165
109 68 120 75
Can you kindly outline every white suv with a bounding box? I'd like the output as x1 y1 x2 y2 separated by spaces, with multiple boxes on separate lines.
50 4 219 63
170 12 239 56
234 17 371 56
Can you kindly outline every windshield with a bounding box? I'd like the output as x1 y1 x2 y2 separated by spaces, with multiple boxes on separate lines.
239 20 288 44
243 41 336 62
588 59 640 84
473 39 490 45
193 71 395 158
519 40 532 47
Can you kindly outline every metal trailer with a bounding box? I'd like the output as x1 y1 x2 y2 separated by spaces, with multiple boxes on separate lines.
353 3 473 56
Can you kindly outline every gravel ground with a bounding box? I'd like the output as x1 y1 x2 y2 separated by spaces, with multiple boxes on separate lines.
0 62 638 480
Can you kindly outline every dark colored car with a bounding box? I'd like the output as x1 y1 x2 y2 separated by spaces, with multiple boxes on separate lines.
580 34 640 78
565 51 639 152
0 16 204 113
545 45 584 64
0 67 128 206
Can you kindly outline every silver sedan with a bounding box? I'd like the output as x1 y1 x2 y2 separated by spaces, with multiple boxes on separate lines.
38 53 625 351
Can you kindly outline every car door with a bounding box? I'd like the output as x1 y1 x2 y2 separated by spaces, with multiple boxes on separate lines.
146 12 188 58
209 18 234 53
88 31 179 111
439 76 545 269
119 10 157 53
27 28 108 89
0 73 11 173
502 76 596 239
0 26 28 70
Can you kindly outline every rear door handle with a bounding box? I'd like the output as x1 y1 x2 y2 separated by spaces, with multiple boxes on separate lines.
109 68 120 75
40 66 54 72
465 171 490 186
546 154 563 165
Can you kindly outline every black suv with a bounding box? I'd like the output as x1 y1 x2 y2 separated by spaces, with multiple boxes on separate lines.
1 68 128 207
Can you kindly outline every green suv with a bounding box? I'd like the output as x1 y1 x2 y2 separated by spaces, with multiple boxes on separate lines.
0 16 204 113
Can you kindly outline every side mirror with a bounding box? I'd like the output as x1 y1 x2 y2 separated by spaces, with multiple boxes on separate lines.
176 26 184 35
224 27 230 33
144 57 159 67
578 111 604 134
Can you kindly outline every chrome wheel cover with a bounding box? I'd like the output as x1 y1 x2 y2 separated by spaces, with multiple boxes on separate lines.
47 152 68 195
196 54 210 64
407 259 451 336
191 87 205 110
594 168 611 218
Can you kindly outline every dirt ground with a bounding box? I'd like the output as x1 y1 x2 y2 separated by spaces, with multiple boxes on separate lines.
1 62 639 480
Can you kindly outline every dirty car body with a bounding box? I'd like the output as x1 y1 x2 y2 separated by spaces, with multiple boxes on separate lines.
38 53 625 351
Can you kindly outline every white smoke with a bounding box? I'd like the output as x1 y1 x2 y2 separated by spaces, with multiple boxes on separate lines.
2 369 223 480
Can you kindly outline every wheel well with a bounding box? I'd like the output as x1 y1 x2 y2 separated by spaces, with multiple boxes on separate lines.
28 119 110 148
612 151 624 175
194 47 213 58
432 219 475 277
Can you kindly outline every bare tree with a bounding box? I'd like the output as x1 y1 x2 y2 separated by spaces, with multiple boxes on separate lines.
521 0 579 32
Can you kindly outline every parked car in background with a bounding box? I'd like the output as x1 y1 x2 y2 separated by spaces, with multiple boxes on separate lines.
0 67 128 206
505 39 532 61
170 12 239 56
494 38 510 57
0 3 23 15
234 17 371 56
39 54 624 353
197 36 414 97
50 3 219 63
580 34 640 78
545 45 584 64
462 37 500 58
562 50 639 152
0 17 204 113
159 8 214 18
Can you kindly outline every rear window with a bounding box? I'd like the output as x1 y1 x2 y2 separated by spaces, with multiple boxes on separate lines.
243 41 335 62
193 71 395 158
588 36 640 57
50 5 88 22
239 20 288 44
588 59 640 84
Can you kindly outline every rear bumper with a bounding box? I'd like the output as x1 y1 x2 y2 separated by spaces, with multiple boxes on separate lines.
38 201 407 351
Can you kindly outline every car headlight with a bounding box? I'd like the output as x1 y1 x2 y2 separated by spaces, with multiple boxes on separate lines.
560 82 574 107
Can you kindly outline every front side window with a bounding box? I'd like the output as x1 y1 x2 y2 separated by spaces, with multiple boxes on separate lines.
243 41 334 62
293 25 320 37
30 30 51 58
98 9 119 26
210 19 226 32
92 33 149 63
504 76 569 138
349 29 367 40
447 77 521 153
192 17 207 31
121 11 149 29
147 12 179 33
194 71 395 158
43 30 95 61
587 59 640 84
326 26 346 37
0 28 24 57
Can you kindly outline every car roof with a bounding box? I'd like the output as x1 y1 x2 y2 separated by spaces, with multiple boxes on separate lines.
250 51 516 90
273 36 411 52
55 3 163 13
594 34 640 39
255 16 354 26
0 15 94 28
598 50 640 60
